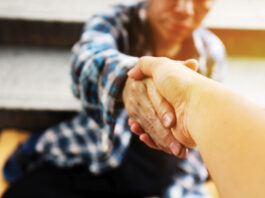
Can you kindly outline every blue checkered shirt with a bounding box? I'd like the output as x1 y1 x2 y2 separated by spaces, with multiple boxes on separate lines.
34 2 226 197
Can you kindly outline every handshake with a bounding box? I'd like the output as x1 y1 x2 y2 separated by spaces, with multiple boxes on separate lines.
123 57 200 158
123 56 265 197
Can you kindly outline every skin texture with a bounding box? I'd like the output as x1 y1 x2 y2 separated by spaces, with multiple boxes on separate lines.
128 57 199 148
126 58 198 154
128 56 265 198
123 78 187 157
122 0 215 157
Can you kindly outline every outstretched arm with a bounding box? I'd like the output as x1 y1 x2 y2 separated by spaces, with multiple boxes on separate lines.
128 56 265 198
71 6 183 157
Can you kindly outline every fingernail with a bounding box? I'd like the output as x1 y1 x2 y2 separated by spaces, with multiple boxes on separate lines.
178 147 188 159
183 148 189 158
128 118 133 126
170 142 181 156
163 113 172 128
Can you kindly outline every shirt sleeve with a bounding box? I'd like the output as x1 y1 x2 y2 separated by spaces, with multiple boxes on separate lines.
202 29 227 82
70 6 138 130
35 6 138 170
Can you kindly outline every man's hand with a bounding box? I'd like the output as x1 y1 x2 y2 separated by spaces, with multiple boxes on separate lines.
122 78 188 158
127 57 199 149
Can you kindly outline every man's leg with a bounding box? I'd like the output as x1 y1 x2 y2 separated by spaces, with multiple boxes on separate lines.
3 162 78 198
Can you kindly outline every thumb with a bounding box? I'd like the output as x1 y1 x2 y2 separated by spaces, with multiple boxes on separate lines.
127 56 160 80
127 64 145 80
183 59 199 72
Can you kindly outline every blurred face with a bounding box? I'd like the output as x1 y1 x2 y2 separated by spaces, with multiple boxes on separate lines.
147 0 215 41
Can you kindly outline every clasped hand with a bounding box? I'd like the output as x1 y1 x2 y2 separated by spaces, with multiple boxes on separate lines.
124 57 199 157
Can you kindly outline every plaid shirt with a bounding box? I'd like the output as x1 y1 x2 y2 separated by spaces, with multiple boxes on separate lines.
32 2 225 197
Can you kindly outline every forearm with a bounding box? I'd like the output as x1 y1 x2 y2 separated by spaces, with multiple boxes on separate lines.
188 76 265 198
128 56 265 197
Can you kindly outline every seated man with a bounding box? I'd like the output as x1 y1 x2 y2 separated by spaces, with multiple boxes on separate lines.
3 0 226 197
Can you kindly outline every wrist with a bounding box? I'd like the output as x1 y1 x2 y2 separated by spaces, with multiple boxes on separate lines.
185 74 221 146
180 74 208 147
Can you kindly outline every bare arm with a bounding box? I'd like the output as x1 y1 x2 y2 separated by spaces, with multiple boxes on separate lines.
128 56 265 198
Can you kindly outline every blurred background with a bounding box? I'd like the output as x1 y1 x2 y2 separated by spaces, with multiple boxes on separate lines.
0 0 264 129
0 0 264 197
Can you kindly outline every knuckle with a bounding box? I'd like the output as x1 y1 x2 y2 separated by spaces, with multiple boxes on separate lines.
139 56 149 62
146 109 156 120
138 84 146 93
131 81 146 93
138 57 146 66
128 98 135 106
130 81 138 90
158 57 169 63
127 111 137 119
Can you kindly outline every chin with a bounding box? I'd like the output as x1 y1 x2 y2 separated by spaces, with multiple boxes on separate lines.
172 28 193 39
167 31 187 40
163 26 190 39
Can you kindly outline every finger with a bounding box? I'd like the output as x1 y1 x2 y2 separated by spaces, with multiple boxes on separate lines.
131 123 145 135
139 133 160 150
170 141 183 157
128 118 135 126
183 59 199 71
127 56 160 80
146 79 176 128
171 125 196 148
178 147 189 159
170 141 189 158
127 65 146 80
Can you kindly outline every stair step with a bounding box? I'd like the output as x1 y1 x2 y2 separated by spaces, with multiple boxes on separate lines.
0 46 80 130
0 0 264 129
0 46 80 112
0 46 264 130
0 0 264 56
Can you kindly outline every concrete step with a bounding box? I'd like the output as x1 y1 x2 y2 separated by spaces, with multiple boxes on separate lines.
0 0 264 129
0 46 264 130
0 46 80 112
0 46 79 130
0 0 265 56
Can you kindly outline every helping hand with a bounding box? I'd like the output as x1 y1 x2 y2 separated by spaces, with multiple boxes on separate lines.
127 57 199 149
123 78 188 157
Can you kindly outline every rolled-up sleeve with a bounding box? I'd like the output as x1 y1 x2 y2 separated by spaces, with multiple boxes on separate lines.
70 7 138 129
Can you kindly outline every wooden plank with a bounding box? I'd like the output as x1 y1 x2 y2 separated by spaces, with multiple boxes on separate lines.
210 28 265 57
